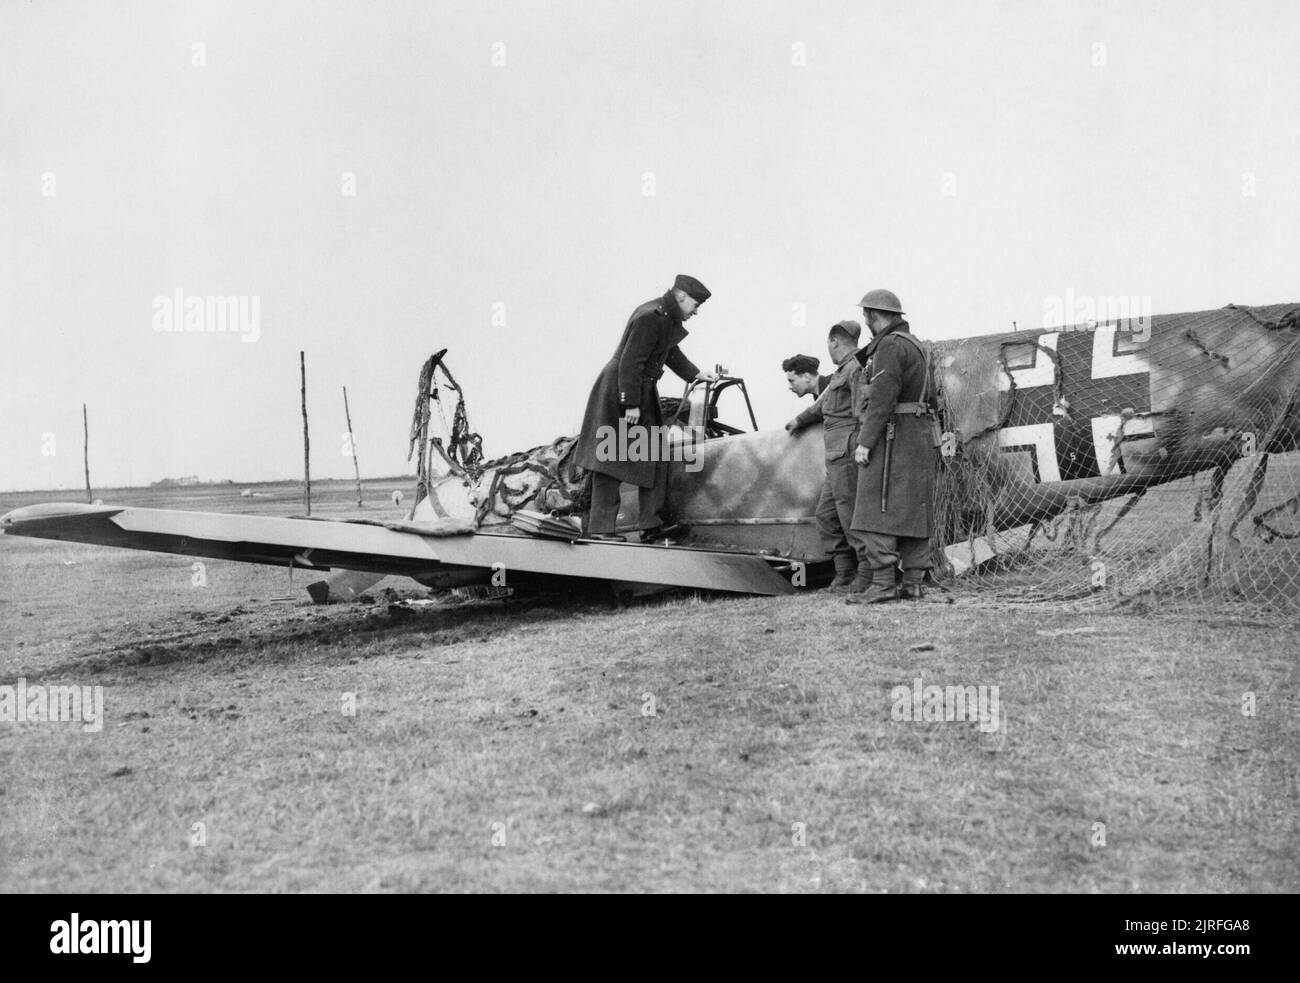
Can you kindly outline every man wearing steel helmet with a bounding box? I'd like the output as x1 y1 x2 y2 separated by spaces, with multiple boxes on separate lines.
844 290 941 604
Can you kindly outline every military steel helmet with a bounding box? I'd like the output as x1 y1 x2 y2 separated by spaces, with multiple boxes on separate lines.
858 288 905 314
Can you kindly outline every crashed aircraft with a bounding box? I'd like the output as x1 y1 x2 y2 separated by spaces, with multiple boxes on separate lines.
4 303 1298 599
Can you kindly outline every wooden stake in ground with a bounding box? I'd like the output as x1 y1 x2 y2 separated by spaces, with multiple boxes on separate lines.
343 385 363 507
82 403 92 504
300 351 311 515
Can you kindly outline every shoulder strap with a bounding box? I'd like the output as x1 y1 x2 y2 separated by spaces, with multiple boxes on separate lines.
888 331 934 406
891 330 926 359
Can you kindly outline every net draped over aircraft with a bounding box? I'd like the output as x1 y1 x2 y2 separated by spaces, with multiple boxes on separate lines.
930 303 1300 613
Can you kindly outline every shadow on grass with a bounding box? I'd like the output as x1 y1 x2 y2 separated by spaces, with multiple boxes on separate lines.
5 581 742 685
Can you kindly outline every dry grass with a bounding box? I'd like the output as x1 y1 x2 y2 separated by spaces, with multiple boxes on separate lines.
2 500 1297 892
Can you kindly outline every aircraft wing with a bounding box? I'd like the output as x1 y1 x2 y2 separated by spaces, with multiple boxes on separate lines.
0 503 795 596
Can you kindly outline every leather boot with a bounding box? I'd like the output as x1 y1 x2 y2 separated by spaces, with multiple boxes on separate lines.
834 567 872 596
826 554 859 592
898 569 925 600
844 567 898 605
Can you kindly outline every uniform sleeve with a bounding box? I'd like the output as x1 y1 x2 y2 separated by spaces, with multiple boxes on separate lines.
793 391 826 429
616 315 659 407
664 346 700 384
841 362 862 397
857 338 904 451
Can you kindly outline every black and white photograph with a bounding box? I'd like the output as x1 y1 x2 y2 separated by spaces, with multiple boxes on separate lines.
1 0 1295 922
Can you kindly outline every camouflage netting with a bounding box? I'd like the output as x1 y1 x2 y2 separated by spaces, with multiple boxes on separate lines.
407 350 590 526
468 437 589 526
930 303 1300 615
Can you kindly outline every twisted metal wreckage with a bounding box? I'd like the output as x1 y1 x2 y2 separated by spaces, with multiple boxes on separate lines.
5 303 1300 604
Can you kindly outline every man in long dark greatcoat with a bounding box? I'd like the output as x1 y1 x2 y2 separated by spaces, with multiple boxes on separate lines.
845 289 941 604
573 275 716 540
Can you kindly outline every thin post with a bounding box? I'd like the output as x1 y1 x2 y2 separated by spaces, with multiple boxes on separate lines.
82 403 92 503
300 351 311 515
343 385 362 507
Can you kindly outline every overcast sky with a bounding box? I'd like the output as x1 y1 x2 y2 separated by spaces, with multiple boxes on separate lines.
2 0 1297 491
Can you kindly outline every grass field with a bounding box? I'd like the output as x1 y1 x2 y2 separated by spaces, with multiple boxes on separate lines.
1 482 1297 892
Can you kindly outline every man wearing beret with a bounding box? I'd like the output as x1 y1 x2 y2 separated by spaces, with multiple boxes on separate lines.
782 354 828 399
574 275 718 541
845 290 941 604
785 320 867 591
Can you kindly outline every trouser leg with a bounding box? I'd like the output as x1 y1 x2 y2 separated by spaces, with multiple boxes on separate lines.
860 531 901 571
636 459 670 529
897 537 933 599
898 537 932 579
821 459 863 589
586 471 622 535
815 475 850 560
829 456 866 567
